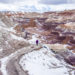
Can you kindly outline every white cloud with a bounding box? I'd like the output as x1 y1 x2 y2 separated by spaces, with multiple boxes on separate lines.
0 0 39 11
0 3 18 11
50 4 75 11
0 0 75 12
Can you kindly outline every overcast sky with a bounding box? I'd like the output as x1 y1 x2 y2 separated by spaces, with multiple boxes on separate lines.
0 0 75 4
0 0 75 11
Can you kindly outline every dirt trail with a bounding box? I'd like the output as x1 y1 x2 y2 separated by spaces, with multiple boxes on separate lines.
0 44 42 75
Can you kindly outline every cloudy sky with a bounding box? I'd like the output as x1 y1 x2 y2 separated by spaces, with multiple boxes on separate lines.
0 0 75 12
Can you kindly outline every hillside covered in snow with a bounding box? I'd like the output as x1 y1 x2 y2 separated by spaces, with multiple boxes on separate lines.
0 10 75 75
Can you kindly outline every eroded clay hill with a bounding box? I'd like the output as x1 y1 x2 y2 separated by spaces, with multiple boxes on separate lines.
9 10 75 51
0 10 75 75
10 10 75 65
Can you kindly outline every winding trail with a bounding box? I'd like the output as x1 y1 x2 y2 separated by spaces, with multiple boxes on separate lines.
0 44 42 75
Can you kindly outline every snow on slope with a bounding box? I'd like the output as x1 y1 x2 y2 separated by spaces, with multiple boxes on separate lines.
28 34 40 44
19 48 70 75
0 19 7 27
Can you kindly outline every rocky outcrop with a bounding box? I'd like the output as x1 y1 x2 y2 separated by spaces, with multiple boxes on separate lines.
0 12 14 27
0 20 30 58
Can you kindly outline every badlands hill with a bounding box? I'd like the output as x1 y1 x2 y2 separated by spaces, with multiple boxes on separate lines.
0 10 75 75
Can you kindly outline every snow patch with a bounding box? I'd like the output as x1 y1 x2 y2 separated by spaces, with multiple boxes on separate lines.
11 34 24 41
28 35 40 44
19 48 69 75
0 48 3 52
0 57 9 75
